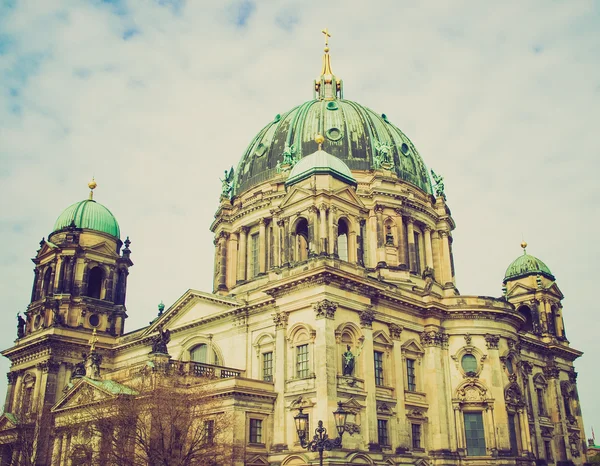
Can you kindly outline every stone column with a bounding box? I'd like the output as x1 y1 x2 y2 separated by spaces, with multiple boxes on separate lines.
313 300 339 435
390 324 409 448
348 217 358 263
228 232 239 288
259 218 267 274
308 206 318 256
220 233 229 291
282 218 290 265
394 209 407 269
423 226 434 271
375 205 386 266
406 217 417 273
328 207 336 255
237 227 248 282
55 257 64 294
420 329 453 451
4 372 17 412
51 435 62 465
319 204 328 254
273 218 281 268
454 405 465 452
440 230 452 285
359 308 377 444
272 310 289 448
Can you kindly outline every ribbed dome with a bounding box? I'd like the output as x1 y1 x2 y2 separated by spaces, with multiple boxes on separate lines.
233 99 433 196
286 149 356 187
504 252 554 281
53 199 120 238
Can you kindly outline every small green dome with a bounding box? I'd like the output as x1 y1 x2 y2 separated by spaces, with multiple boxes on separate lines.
286 149 356 187
504 252 554 282
52 199 120 238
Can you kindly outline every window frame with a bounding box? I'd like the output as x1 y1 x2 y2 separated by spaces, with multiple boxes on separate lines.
262 351 273 382
377 419 389 447
249 418 264 445
411 423 422 450
406 358 417 392
374 350 385 386
296 343 309 379
463 411 487 457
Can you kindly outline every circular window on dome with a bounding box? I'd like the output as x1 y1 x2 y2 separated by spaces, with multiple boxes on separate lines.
89 314 100 328
461 354 478 375
326 101 338 111
401 143 410 155
326 128 342 141
254 143 267 157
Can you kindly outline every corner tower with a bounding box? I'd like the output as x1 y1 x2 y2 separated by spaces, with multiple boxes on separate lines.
25 180 133 338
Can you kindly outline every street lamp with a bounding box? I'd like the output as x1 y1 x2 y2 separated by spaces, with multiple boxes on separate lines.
294 401 349 466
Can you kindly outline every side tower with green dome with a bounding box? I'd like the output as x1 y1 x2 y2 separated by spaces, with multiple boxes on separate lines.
19 180 133 339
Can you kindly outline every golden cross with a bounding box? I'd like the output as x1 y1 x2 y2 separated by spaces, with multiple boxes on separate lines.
322 28 331 47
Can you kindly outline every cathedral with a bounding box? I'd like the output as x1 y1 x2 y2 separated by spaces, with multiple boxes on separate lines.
0 32 589 466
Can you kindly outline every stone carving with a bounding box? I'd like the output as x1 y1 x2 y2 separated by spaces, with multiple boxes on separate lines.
272 311 289 329
385 226 394 246
569 432 581 457
456 382 487 402
388 323 403 340
358 308 375 328
430 169 446 199
373 141 394 169
220 167 234 196
151 325 171 355
344 423 361 435
313 299 338 319
277 145 298 173
569 370 578 383
342 345 356 376
521 361 533 375
540 426 553 438
484 334 500 349
505 383 525 409
420 330 448 348
543 364 560 379
16 313 26 338
464 333 472 345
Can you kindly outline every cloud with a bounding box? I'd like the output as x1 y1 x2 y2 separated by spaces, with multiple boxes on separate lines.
0 0 599 438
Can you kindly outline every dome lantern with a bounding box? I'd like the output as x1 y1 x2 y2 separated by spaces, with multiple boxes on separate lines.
503 242 555 282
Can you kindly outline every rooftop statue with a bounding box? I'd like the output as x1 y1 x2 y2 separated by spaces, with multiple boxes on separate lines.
431 169 446 199
373 141 395 169
220 167 234 197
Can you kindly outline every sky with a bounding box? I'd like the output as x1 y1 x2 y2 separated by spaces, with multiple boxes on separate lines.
1 0 599 440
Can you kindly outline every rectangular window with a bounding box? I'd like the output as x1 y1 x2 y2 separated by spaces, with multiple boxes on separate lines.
202 419 214 445
377 419 389 446
296 344 309 378
262 352 273 382
464 412 486 456
508 413 519 455
249 418 263 444
412 423 422 449
536 388 545 415
406 358 416 391
251 233 260 277
414 232 422 274
374 351 384 386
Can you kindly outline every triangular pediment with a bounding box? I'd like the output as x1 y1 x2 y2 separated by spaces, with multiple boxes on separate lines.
505 282 536 299
279 186 314 210
373 330 394 347
331 186 366 210
0 413 18 432
143 289 240 336
87 241 118 257
36 241 58 260
402 338 425 354
53 378 134 412
544 283 564 300
246 455 269 465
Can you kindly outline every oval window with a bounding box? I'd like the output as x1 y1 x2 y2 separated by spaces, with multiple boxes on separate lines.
326 101 338 110
505 358 514 374
401 143 410 155
461 354 478 374
89 314 100 327
254 143 267 157
326 127 342 141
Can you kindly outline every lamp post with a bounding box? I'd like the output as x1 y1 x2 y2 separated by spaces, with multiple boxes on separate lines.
294 401 349 466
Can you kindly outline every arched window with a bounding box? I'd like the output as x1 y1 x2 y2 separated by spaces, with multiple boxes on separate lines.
295 218 309 262
518 305 534 332
190 344 220 366
337 219 349 261
21 374 36 414
42 267 53 298
547 307 556 335
115 269 127 305
87 267 104 299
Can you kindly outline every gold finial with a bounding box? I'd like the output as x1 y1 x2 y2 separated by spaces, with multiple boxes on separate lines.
89 328 98 352
88 177 97 200
320 28 334 77
521 240 528 254
315 134 325 150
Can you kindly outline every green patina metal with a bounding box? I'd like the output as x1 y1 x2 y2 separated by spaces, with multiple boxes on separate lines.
53 199 120 238
504 252 555 282
285 149 356 187
232 99 433 197
83 377 138 395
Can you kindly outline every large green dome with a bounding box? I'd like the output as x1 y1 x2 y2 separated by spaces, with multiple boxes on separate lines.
52 199 120 238
504 252 554 282
233 99 433 196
